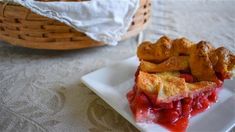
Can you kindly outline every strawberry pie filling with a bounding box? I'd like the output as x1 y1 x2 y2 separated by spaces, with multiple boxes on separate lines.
127 70 223 132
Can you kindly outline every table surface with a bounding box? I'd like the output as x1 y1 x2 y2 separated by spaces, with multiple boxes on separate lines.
0 0 235 132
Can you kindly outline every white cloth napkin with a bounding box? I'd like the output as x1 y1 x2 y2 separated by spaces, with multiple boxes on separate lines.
13 0 139 45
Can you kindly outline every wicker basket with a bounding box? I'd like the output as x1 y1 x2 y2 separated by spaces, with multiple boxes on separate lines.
0 0 151 50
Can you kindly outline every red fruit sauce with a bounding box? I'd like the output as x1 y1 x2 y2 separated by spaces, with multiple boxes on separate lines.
127 70 223 132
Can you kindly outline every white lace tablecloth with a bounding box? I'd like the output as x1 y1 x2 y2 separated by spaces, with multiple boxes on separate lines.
0 0 234 132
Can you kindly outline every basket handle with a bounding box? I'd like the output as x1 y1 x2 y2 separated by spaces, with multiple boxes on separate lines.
1 2 9 17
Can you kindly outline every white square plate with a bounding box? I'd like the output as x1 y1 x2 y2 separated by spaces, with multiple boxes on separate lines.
81 56 235 132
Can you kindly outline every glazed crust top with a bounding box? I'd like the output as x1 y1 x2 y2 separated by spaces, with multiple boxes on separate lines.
137 36 235 81
137 71 216 103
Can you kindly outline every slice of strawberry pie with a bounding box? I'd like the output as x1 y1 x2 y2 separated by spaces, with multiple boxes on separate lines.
127 36 235 132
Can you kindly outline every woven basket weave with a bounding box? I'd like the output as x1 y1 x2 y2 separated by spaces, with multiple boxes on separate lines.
0 0 151 50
